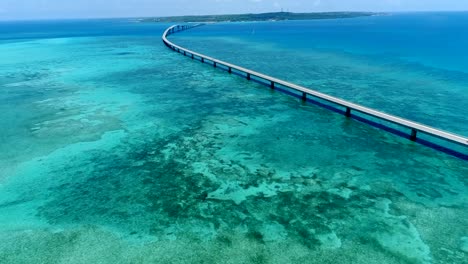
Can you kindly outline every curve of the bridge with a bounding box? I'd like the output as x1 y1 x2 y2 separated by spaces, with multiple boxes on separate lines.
162 24 468 160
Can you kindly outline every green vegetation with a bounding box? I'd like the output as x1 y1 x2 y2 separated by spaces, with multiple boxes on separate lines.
142 11 377 23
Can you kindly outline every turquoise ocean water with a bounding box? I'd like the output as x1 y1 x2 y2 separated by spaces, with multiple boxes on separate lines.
0 13 467 263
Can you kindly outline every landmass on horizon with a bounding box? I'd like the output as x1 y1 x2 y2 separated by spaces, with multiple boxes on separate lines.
142 11 379 23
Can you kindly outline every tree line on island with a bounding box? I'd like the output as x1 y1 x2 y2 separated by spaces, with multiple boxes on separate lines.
143 12 379 23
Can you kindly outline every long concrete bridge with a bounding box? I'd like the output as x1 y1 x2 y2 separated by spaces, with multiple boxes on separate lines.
162 24 468 160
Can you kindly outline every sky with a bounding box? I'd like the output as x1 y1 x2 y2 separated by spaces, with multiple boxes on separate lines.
0 0 468 20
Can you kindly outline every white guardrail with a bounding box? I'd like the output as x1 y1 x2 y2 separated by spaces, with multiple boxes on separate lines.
162 24 468 159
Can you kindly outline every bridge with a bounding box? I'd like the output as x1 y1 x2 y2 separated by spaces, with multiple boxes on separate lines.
162 24 468 160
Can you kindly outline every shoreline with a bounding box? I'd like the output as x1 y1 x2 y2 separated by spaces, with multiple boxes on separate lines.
141 11 380 23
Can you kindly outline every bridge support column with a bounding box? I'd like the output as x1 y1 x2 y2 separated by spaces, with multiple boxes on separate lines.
410 129 417 141
228 67 232 74
201 58 204 63
302 92 307 101
214 62 217 68
270 81 275 89
345 107 351 117
191 54 194 59
247 73 251 80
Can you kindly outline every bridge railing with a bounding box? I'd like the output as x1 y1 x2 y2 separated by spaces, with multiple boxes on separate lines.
162 24 468 160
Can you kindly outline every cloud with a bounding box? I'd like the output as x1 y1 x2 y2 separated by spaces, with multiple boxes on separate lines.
3 0 468 20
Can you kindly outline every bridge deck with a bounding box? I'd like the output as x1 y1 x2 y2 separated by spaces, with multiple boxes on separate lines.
162 24 468 159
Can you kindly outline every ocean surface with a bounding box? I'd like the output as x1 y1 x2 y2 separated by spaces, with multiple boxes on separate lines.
0 13 467 264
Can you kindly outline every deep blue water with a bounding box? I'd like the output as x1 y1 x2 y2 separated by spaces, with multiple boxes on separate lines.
177 12 468 72
0 19 169 40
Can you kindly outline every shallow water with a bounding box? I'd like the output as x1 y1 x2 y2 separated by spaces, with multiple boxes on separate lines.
0 15 467 264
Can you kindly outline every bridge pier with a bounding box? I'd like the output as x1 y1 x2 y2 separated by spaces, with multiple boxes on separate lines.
410 129 418 141
345 107 351 117
302 92 307 101
201 58 204 63
214 62 217 68
247 73 251 80
228 67 232 74
270 81 275 89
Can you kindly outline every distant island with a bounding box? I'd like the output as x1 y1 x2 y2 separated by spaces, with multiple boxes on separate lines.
141 12 378 23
